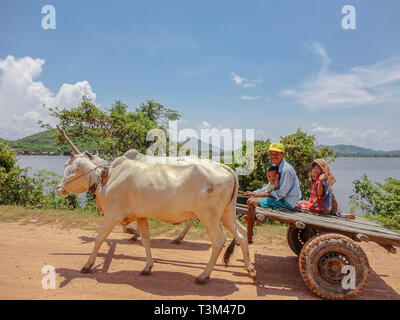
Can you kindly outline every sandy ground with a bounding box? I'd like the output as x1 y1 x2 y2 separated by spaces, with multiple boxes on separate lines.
0 221 399 300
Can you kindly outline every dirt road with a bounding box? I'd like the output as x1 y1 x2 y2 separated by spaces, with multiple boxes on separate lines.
0 221 399 300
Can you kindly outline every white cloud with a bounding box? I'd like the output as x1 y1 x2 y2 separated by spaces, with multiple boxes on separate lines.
310 122 398 147
0 55 96 140
231 72 262 88
231 72 245 85
201 121 212 128
310 42 331 74
254 129 275 141
279 90 296 96
241 83 256 88
241 95 262 100
280 43 400 110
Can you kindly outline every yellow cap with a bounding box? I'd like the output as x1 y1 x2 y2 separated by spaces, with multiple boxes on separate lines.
268 142 285 153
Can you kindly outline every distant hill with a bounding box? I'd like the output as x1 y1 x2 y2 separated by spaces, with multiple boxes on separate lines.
0 129 69 155
1 130 399 157
179 136 222 154
321 144 400 157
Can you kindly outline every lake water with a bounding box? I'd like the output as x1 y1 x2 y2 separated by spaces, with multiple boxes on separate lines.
329 157 400 213
17 156 400 213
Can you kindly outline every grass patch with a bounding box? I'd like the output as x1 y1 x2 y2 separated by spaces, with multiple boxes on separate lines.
0 205 103 231
0 205 288 241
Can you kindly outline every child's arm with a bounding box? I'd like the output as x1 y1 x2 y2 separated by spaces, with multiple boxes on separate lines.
317 181 324 197
317 174 327 197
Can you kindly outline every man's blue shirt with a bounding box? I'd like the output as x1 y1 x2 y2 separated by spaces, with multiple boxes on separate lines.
269 159 301 208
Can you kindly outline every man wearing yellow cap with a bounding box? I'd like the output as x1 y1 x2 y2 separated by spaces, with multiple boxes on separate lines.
244 142 301 243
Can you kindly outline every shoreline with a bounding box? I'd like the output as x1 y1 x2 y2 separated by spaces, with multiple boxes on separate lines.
16 154 400 158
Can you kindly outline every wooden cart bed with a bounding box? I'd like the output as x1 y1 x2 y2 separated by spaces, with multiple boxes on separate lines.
235 203 400 251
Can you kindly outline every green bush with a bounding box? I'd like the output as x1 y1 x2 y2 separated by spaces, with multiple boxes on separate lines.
0 142 82 210
30 170 81 210
351 175 400 230
0 146 43 207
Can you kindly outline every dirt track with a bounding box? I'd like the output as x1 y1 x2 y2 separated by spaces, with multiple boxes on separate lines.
0 221 399 300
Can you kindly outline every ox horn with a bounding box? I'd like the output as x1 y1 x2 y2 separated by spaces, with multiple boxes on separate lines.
84 150 94 160
56 125 81 155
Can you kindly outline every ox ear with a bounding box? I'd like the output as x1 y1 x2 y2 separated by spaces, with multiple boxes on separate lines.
69 153 75 160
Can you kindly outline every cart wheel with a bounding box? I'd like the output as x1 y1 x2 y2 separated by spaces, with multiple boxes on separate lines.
299 233 370 300
286 225 315 256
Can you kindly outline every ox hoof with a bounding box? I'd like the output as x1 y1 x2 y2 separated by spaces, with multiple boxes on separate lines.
194 277 209 285
80 267 91 274
140 269 152 276
125 227 136 235
129 236 138 243
248 269 257 281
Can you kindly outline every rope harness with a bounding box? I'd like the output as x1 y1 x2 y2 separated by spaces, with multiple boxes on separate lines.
61 163 110 196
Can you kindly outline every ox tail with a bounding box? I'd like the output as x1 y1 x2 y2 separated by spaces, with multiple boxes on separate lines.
220 164 239 267
223 238 236 267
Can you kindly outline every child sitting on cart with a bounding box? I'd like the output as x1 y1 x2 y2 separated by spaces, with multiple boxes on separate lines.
243 165 283 225
297 159 355 219
297 159 334 214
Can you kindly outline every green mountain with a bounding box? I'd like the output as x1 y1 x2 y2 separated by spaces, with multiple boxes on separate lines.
322 144 400 157
1 129 69 155
1 129 102 155
2 130 400 157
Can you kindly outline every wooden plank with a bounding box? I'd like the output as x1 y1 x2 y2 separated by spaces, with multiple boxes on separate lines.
235 204 400 247
260 209 400 245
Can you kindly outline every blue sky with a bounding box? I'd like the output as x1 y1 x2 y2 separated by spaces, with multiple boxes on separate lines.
1 0 400 150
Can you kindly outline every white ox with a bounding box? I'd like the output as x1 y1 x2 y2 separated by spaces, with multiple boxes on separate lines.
88 151 194 243
56 149 256 283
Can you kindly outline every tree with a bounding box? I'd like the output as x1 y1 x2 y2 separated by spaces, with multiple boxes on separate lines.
0 141 17 172
0 142 43 206
229 128 336 198
281 128 336 198
40 96 181 158
137 100 180 130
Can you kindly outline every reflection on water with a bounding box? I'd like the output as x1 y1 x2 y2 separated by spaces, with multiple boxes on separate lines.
17 156 400 214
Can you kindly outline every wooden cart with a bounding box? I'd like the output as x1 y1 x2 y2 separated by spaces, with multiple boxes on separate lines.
235 203 400 300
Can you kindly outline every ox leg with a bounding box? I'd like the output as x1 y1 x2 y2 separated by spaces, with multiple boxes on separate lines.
137 218 153 275
121 223 140 241
81 215 120 273
195 219 226 284
172 216 196 243
221 212 256 280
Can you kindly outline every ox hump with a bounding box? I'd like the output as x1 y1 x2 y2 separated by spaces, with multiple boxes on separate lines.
123 149 145 161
